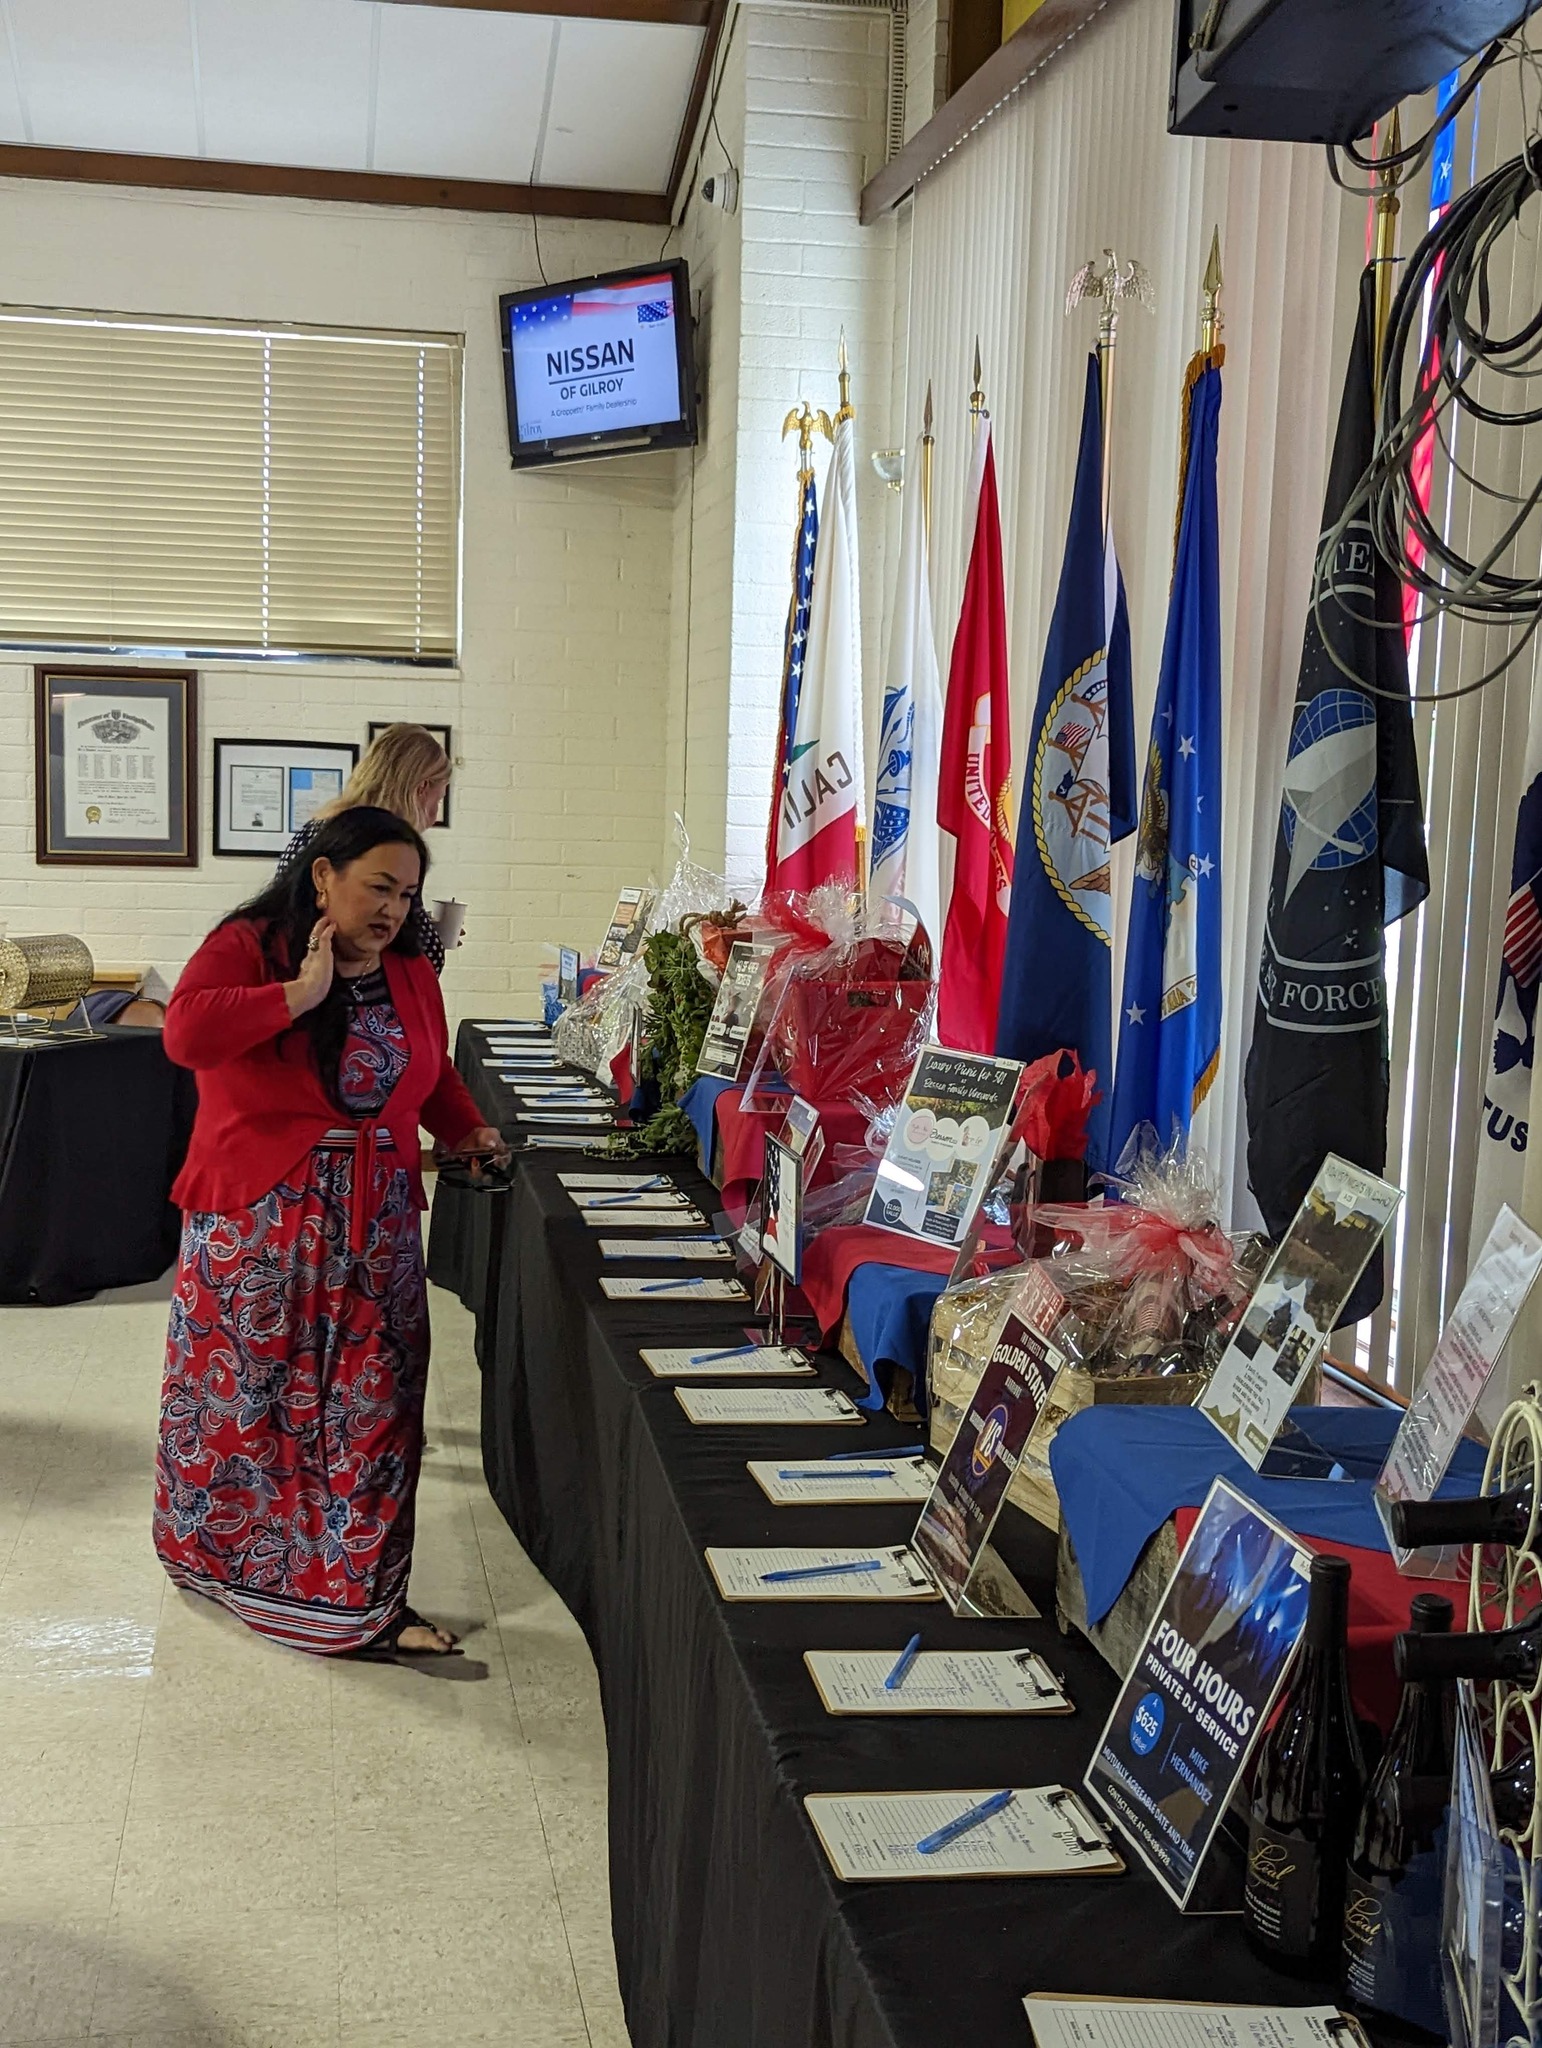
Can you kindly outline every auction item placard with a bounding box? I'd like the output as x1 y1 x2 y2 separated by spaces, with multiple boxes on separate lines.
557 946 581 1007
761 1134 802 1287
1376 1202 1542 1569
1084 1477 1312 1911
1198 1153 1402 1468
697 939 776 1081
865 1046 1023 1248
595 886 652 970
912 1266 1065 1614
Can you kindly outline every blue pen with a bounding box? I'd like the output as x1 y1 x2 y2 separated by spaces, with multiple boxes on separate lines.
776 1467 893 1480
884 1633 923 1692
916 1790 1015 1855
690 1344 759 1364
825 1444 925 1463
592 1187 671 1208
759 1557 885 1584
640 1276 706 1294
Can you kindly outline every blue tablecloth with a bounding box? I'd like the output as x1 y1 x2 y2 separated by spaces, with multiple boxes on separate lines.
1050 1402 1490 1626
846 1264 949 1414
679 1076 736 1172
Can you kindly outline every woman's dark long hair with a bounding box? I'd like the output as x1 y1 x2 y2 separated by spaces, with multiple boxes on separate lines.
224 806 429 1113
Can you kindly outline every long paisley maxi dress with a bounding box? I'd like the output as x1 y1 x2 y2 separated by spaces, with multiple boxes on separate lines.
153 965 430 1653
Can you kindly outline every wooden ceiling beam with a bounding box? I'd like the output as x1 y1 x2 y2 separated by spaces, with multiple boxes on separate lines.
372 0 713 25
665 0 730 217
860 0 1120 223
0 146 673 224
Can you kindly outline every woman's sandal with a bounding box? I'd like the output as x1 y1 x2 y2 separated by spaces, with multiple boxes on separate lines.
345 1606 462 1660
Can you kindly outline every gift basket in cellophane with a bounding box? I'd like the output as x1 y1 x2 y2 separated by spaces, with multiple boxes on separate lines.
737 888 934 1120
927 1131 1271 1532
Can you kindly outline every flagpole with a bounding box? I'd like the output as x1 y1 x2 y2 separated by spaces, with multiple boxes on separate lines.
834 330 868 899
1066 249 1154 535
969 340 986 440
1371 108 1403 408
921 380 934 549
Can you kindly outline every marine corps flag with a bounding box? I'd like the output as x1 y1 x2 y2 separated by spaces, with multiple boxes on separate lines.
1244 266 1428 1322
937 422 1013 1051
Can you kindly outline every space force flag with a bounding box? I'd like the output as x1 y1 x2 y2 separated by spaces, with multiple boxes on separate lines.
870 425 945 945
1108 349 1225 1168
1470 669 1542 1255
995 356 1137 1170
937 422 1014 1051
773 414 863 893
1244 266 1429 1323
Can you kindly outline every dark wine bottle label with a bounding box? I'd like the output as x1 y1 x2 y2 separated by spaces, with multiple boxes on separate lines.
1244 1824 1321 1956
1342 1849 1445 2034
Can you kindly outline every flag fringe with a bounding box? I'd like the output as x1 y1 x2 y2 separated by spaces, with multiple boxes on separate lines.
1171 345 1226 574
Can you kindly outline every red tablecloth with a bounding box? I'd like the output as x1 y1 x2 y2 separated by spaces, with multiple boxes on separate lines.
713 1088 870 1215
1173 1506 1466 1737
800 1224 958 1338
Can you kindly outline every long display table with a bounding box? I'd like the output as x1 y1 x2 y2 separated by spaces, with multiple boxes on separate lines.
427 1026 1386 2048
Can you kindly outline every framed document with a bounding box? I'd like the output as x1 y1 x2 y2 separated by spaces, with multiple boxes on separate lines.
35 665 197 867
367 720 452 827
213 738 360 857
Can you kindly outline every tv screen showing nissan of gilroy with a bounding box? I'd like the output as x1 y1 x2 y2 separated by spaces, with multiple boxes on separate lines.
499 258 699 467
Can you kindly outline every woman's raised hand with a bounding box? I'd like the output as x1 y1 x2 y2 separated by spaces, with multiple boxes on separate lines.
285 918 337 1018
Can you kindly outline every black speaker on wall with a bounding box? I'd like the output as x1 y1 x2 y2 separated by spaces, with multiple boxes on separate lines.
1169 0 1540 144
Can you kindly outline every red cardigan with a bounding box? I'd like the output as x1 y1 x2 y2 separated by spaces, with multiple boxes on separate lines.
164 919 484 1217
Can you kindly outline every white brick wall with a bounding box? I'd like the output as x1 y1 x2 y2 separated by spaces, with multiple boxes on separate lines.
670 3 901 897
0 177 677 1024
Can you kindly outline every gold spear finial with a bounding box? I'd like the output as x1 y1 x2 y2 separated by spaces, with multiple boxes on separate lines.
835 328 855 427
1067 248 1154 532
923 378 934 439
1199 227 1223 354
781 398 833 479
1372 107 1404 407
969 339 986 439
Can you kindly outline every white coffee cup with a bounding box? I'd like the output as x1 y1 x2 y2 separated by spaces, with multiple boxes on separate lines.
431 899 467 950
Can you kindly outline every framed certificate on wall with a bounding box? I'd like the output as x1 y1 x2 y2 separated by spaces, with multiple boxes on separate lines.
34 664 198 867
213 737 360 857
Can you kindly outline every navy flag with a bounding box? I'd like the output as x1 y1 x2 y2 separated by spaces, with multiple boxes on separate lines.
1244 266 1429 1322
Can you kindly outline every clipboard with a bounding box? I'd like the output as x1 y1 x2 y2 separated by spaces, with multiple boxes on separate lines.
1024 1995 1370 2047
803 1647 1073 1717
805 1785 1123 1882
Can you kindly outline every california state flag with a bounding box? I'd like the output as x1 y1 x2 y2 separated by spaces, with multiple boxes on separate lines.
772 415 863 892
938 423 1013 1050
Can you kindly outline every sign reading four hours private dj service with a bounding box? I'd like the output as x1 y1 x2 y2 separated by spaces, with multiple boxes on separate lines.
511 275 683 444
1085 1478 1312 1910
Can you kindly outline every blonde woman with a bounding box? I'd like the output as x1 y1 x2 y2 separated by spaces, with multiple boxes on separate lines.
277 724 453 972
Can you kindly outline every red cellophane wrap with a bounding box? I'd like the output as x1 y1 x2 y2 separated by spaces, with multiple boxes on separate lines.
1017 1050 1098 1164
1029 1139 1255 1378
739 887 934 1116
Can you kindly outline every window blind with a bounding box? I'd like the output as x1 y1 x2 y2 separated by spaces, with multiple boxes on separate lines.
0 309 461 662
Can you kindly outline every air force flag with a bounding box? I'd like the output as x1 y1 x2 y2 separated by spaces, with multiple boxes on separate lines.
1109 350 1224 1167
1244 267 1429 1322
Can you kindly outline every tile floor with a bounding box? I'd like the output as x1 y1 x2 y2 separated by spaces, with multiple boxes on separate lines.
0 1270 630 2048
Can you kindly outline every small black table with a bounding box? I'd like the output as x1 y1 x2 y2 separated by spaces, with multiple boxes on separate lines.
0 1027 195 1304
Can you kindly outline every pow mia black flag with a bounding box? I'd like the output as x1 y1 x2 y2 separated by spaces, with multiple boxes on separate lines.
1245 267 1429 1323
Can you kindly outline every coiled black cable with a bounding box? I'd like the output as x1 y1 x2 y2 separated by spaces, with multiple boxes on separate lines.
1315 66 1542 703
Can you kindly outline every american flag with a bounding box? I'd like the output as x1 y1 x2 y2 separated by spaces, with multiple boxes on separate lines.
764 466 819 886
1504 871 1542 987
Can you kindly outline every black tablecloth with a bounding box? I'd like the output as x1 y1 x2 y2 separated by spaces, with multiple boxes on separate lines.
428 1025 1380 2048
0 1027 195 1305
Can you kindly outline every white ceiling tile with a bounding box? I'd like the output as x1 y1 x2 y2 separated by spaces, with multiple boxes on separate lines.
9 0 197 155
194 0 372 170
537 18 701 194
372 5 551 184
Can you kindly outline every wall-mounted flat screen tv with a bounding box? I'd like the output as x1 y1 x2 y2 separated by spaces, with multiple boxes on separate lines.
498 258 697 468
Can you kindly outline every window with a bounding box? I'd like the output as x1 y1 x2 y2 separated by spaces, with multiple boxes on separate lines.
0 308 461 663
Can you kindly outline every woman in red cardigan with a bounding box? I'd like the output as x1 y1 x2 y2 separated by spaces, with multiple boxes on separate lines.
155 806 506 1657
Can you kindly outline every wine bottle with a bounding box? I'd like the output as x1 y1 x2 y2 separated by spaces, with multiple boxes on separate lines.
1394 1604 1542 1687
1341 1593 1455 2036
1388 1480 1534 1551
1491 1744 1535 1836
1243 1554 1366 1971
